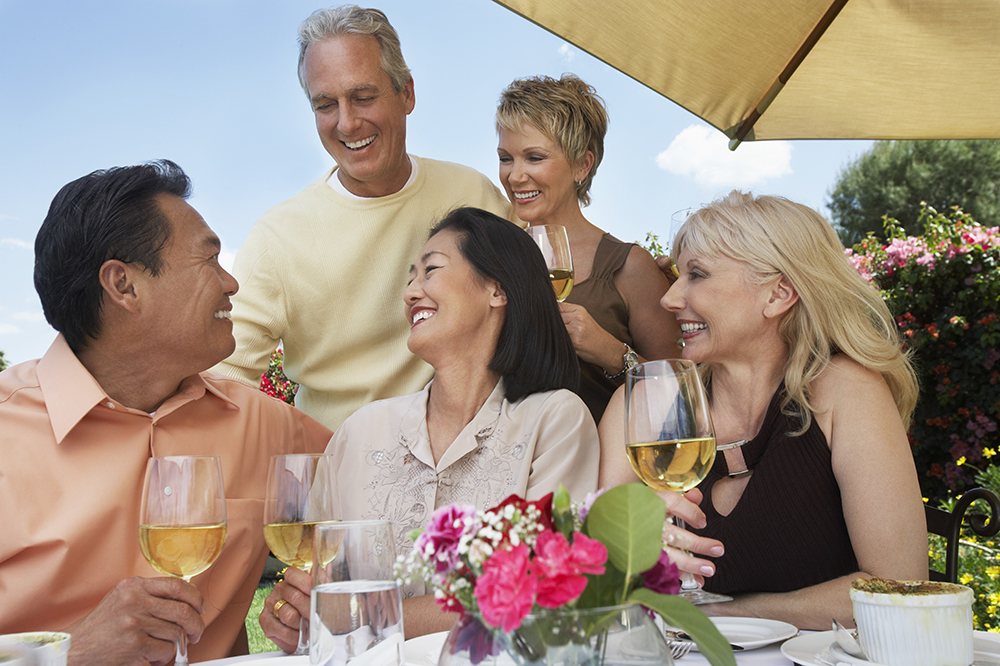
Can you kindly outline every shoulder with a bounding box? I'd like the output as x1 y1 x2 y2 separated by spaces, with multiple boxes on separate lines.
506 389 595 432
413 156 491 183
618 243 667 282
0 360 41 405
254 171 341 226
811 354 889 408
412 157 513 219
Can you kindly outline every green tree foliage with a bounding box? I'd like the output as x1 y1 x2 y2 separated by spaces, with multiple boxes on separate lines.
830 140 1000 245
0 350 7 372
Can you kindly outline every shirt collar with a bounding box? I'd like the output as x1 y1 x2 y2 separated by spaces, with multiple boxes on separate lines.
35 335 239 443
400 378 507 471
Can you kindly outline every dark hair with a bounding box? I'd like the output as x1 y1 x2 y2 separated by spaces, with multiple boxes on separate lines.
429 207 580 402
34 159 192 351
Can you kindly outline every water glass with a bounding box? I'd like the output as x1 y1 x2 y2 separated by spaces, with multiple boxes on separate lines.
310 521 404 666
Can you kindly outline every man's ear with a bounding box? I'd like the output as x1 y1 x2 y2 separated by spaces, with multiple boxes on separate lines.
763 275 799 319
489 281 508 308
98 260 141 314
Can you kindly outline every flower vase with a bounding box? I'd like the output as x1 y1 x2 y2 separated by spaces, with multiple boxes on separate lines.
437 604 674 666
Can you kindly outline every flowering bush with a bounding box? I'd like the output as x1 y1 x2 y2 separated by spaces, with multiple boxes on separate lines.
259 347 298 404
399 484 735 666
846 206 1000 500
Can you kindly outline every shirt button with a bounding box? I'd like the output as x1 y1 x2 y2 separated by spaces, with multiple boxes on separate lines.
106 402 115 409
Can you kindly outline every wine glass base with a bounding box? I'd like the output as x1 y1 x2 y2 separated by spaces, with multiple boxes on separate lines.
678 588 733 605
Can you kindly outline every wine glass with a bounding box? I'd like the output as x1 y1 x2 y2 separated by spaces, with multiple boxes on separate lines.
528 224 574 302
624 359 731 604
139 456 227 666
264 454 342 656
310 521 404 666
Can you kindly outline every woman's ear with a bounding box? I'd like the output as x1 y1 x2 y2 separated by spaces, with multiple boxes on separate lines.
99 259 141 314
576 150 595 183
489 281 508 308
763 275 799 319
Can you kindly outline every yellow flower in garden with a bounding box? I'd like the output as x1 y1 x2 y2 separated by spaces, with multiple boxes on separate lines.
989 592 1000 605
987 566 1000 578
956 456 967 466
984 447 996 458
960 573 974 585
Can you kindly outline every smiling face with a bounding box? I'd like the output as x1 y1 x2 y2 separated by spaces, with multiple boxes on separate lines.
137 194 239 373
403 229 506 364
661 248 776 365
497 123 589 226
302 34 415 197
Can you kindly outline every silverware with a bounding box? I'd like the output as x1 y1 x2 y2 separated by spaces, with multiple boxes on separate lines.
667 639 693 660
832 619 867 659
675 631 744 651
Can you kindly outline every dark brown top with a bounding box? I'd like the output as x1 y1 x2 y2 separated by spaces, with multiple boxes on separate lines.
692 387 860 594
565 234 633 422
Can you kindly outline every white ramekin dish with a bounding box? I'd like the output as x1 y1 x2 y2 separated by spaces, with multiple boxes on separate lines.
0 632 71 666
849 579 973 666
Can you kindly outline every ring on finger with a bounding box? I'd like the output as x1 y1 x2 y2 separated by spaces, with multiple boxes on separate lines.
273 599 288 616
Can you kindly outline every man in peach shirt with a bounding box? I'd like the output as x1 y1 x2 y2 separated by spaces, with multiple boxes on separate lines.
0 160 332 665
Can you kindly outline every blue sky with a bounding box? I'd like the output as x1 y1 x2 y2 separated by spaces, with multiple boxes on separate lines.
0 0 871 365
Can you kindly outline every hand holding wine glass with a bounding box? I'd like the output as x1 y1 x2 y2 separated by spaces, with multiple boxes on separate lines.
263 453 341 655
139 455 227 666
528 224 574 302
624 359 731 604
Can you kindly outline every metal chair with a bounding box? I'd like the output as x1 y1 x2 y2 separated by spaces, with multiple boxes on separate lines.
924 487 1000 583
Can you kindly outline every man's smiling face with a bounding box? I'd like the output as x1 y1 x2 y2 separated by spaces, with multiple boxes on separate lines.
303 34 415 198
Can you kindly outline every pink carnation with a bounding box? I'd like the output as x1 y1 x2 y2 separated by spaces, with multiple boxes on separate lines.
530 531 607 608
415 504 476 572
474 544 537 632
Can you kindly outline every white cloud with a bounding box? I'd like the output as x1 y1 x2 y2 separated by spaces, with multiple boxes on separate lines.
656 125 793 190
558 43 576 62
1 238 32 250
0 323 19 335
12 311 45 322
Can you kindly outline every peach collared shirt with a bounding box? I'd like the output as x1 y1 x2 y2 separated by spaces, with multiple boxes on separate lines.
0 335 332 661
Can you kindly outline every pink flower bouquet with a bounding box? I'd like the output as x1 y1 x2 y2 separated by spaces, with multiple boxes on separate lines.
399 483 735 666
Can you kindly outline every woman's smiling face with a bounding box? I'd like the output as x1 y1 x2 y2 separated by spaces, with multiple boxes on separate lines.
403 229 506 362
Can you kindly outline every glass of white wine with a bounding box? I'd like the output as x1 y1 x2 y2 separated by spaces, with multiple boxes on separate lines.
310 521 403 666
139 455 227 666
264 453 341 655
624 359 731 604
528 224 574 302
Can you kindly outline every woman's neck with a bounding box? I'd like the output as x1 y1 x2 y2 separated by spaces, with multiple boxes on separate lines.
708 352 787 443
425 362 501 464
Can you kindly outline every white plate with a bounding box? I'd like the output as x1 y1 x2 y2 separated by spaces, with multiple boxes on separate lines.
692 617 798 651
404 631 449 666
781 630 1000 666
194 655 308 665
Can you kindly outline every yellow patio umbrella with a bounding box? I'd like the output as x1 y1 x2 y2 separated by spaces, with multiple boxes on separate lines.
493 0 1000 149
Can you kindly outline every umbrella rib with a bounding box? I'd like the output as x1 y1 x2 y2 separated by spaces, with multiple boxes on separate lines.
729 0 850 149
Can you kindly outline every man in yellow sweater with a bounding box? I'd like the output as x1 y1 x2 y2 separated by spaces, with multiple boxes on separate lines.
213 5 515 431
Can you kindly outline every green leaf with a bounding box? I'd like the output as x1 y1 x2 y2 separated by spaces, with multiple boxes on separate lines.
585 484 664 584
628 588 736 666
575 562 626 609
552 485 574 537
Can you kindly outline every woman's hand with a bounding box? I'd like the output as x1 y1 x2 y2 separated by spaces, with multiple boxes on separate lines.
558 302 630 372
259 567 311 654
657 488 724 583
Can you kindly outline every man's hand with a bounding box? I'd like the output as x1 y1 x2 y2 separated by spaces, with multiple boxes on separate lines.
259 567 311 654
67 576 205 666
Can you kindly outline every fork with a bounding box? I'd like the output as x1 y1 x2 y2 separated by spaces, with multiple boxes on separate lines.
667 639 693 660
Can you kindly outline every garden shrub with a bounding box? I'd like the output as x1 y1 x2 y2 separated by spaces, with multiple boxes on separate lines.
847 205 999 501
259 347 298 405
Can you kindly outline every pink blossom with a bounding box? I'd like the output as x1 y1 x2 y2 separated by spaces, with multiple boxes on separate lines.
641 551 681 595
415 504 476 572
530 531 607 608
578 488 608 523
474 544 537 632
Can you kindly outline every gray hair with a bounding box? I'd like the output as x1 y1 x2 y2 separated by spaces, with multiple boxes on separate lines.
297 5 411 97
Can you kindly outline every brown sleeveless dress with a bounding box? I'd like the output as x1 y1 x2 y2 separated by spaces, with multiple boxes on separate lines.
692 387 860 594
564 234 633 422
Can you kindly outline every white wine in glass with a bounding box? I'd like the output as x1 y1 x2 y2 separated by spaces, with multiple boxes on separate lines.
139 456 227 666
264 454 341 655
528 224 574 302
625 359 731 604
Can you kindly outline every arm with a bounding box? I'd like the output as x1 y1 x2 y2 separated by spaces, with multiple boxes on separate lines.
211 224 286 385
702 357 927 629
66 577 205 666
523 390 601 501
597 386 725 580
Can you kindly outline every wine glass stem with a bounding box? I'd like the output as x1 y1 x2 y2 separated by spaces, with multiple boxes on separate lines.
673 517 701 592
175 631 189 665
294 564 312 655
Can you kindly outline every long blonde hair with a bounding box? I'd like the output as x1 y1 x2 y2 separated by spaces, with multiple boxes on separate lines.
673 191 918 431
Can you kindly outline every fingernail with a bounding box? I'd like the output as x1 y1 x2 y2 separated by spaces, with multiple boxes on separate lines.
710 546 724 557
700 564 715 576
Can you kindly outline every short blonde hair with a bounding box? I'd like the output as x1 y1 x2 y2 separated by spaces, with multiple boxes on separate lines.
673 191 918 431
496 75 607 207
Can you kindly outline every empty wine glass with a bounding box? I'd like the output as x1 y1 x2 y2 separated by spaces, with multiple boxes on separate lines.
528 224 574 302
139 456 227 665
264 453 342 656
625 359 731 604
